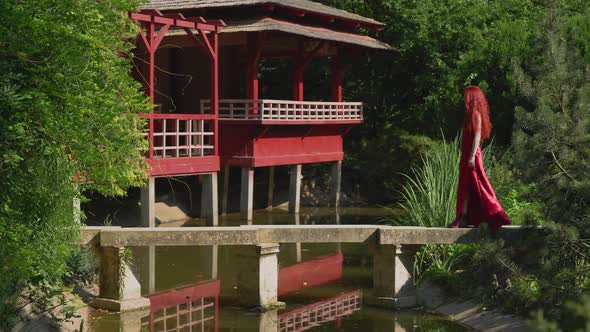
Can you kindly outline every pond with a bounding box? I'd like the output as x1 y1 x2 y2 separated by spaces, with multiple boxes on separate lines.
87 207 469 331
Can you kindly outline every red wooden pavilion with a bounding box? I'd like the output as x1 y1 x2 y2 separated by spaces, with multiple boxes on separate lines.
132 0 392 226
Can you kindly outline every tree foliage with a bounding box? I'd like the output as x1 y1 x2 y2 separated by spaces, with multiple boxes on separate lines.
467 3 590 324
319 0 546 203
0 0 149 326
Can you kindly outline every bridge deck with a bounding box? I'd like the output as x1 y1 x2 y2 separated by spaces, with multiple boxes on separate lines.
81 225 533 247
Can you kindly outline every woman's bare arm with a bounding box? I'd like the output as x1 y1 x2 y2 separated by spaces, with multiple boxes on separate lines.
469 113 481 167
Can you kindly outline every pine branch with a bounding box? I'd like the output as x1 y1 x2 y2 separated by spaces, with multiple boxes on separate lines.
549 150 576 181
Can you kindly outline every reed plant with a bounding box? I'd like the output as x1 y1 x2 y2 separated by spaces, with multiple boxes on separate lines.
388 134 493 227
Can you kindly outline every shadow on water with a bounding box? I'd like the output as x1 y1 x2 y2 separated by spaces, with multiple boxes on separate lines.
87 208 468 331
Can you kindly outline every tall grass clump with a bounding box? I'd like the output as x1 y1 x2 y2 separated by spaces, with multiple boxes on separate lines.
388 134 492 227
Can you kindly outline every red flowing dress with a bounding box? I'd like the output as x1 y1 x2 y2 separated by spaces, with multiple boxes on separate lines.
451 129 511 230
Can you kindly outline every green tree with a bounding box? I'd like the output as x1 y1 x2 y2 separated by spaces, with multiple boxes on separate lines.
0 0 149 326
320 0 544 203
468 4 590 321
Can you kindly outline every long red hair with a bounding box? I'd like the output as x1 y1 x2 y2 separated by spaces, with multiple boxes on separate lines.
464 86 492 140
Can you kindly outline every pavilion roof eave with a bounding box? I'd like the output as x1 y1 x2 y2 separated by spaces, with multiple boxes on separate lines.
140 0 384 29
166 17 395 51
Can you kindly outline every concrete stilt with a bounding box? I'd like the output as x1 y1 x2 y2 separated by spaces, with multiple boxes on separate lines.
148 245 155 294
291 214 302 262
237 243 284 310
241 167 254 222
90 246 150 312
200 175 207 219
211 244 219 280
331 160 342 208
367 244 421 309
267 166 275 210
288 164 302 214
258 310 279 331
221 166 229 216
73 195 81 224
140 177 156 227
201 173 219 226
118 309 151 332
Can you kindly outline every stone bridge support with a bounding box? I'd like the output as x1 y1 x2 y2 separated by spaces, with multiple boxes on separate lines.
368 244 422 309
237 243 284 310
89 246 150 312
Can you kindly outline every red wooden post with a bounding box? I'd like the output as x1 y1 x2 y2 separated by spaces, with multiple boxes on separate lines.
148 21 155 159
292 56 304 101
211 30 219 155
331 55 343 102
246 33 260 109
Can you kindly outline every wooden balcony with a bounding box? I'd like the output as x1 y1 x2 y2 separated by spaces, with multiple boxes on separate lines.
202 99 363 125
142 114 219 176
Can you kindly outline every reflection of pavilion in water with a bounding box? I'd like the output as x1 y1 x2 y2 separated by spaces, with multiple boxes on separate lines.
140 244 354 331
279 290 362 332
141 280 220 331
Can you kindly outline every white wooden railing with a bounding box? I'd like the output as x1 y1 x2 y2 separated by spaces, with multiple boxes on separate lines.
142 114 215 159
201 99 363 122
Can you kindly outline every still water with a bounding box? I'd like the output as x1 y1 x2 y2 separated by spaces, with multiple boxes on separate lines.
87 208 468 331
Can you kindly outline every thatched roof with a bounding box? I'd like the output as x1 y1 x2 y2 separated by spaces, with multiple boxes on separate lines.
221 18 392 50
141 0 383 28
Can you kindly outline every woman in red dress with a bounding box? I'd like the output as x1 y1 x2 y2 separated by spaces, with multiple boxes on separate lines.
449 86 511 229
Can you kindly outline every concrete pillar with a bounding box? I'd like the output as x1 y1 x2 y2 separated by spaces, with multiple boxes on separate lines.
367 244 421 309
201 173 219 226
241 167 254 222
266 166 275 210
140 177 155 227
221 166 229 216
288 164 302 214
118 308 150 332
289 214 302 262
331 160 342 208
211 244 219 280
258 310 279 331
237 243 284 309
73 195 81 225
90 246 150 312
148 245 155 294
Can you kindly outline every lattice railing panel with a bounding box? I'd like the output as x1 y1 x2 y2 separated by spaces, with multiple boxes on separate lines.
143 114 215 159
278 290 362 332
141 297 216 332
202 99 363 122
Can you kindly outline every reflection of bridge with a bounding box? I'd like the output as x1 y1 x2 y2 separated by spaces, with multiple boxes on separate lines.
278 290 362 332
141 280 220 332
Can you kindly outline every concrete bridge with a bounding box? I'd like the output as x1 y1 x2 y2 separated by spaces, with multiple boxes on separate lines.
80 225 532 312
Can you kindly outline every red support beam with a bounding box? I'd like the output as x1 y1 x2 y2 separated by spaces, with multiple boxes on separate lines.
292 41 326 101
246 32 268 111
148 21 155 159
211 31 219 155
292 56 304 101
331 55 343 102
